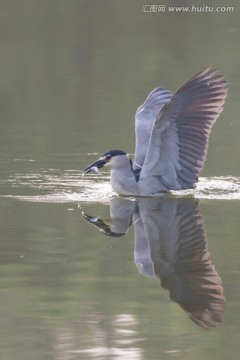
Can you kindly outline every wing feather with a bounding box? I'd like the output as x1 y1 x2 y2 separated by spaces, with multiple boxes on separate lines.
138 68 228 194
134 87 172 171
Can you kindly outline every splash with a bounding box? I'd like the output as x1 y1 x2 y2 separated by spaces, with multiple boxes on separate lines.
1 169 240 203
0 169 113 203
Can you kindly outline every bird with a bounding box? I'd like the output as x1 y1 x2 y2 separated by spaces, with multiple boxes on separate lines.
83 67 228 196
82 197 225 329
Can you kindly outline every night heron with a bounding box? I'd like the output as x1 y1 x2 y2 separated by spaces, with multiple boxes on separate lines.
82 197 225 328
83 68 228 196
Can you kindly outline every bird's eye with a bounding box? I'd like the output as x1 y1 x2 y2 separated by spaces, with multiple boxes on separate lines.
106 155 112 161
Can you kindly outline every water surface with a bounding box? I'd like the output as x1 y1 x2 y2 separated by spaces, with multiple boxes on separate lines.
1 156 240 360
0 1 240 359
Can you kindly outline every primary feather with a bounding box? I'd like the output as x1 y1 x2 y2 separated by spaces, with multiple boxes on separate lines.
138 67 228 195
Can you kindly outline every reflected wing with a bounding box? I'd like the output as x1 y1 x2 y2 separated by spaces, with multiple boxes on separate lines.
139 198 225 329
139 198 189 273
133 209 155 277
133 87 172 172
173 201 225 329
138 68 228 194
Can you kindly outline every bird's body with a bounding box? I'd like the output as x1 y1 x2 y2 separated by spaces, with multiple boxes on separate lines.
110 155 138 195
83 68 228 196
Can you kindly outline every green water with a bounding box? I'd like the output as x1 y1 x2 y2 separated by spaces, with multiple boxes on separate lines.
0 1 240 359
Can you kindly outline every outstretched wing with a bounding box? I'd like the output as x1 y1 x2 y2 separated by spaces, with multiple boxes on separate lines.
133 86 172 172
140 198 225 329
138 68 228 194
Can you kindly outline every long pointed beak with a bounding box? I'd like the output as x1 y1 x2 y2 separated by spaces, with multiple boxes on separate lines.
82 212 126 237
83 158 107 174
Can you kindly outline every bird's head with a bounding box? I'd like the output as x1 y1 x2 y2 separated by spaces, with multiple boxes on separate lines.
83 150 128 174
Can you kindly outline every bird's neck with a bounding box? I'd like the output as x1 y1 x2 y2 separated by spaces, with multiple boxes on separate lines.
110 157 139 196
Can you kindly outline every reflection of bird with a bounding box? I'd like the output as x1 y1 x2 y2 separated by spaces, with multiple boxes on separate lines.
83 68 228 196
138 198 225 329
82 198 135 237
82 197 225 329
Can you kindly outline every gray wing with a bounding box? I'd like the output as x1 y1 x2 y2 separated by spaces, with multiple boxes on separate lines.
133 209 155 277
138 68 228 194
139 198 225 329
139 198 182 273
133 86 172 172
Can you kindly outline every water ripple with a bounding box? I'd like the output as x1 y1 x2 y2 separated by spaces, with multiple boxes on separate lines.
1 170 240 203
